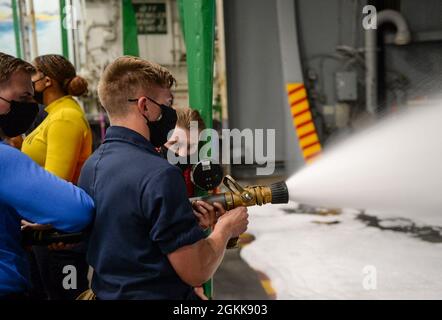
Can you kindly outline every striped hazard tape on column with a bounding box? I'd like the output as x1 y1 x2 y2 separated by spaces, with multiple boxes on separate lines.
287 83 322 163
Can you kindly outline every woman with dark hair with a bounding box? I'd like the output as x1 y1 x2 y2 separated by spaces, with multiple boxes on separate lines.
21 54 92 300
22 54 92 183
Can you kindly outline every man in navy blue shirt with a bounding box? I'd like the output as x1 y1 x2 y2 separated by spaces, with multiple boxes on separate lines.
78 56 249 300
0 52 95 298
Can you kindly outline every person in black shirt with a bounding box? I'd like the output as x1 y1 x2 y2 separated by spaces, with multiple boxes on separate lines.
78 56 248 300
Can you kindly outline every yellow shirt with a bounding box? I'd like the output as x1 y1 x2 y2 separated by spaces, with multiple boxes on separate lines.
22 96 92 184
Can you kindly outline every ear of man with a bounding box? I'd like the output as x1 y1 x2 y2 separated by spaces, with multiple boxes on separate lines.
137 96 150 122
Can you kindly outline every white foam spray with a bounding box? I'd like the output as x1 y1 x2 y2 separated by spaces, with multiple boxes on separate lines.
287 102 442 221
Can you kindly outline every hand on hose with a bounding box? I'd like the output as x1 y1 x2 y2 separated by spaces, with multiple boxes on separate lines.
21 220 78 251
214 206 249 238
192 201 226 230
47 242 78 251
21 219 52 231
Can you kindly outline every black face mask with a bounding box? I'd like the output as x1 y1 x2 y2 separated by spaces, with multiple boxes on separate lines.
0 97 39 137
32 75 47 105
33 90 44 105
145 104 177 147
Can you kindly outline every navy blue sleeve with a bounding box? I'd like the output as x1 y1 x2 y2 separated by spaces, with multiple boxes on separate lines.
0 143 94 233
142 165 206 255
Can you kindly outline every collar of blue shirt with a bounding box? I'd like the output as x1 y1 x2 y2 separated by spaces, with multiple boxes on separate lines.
104 126 158 154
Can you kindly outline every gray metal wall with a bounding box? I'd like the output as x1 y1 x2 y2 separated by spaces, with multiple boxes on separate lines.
296 0 442 126
224 0 289 177
296 0 365 101
383 1 442 106
223 0 442 177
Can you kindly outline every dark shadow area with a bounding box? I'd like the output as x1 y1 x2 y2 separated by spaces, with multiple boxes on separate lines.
357 211 442 243
214 248 269 300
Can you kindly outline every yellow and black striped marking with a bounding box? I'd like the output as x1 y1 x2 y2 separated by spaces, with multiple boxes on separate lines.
287 83 322 164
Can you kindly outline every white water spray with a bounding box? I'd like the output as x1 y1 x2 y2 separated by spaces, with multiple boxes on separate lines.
287 102 442 220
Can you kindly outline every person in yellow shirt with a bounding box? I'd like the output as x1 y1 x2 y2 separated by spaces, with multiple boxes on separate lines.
22 55 92 184
21 54 92 300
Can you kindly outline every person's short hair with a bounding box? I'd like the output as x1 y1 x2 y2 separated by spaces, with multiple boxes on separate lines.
175 107 206 131
97 56 176 117
0 52 35 87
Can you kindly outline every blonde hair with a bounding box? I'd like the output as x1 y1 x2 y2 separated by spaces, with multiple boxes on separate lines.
175 107 206 131
98 56 176 117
